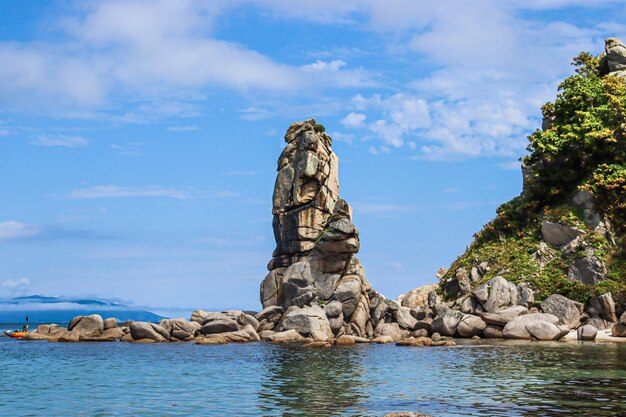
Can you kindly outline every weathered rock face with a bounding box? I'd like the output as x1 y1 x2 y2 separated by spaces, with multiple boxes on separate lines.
600 37 626 77
261 119 339 307
259 119 379 338
540 294 583 329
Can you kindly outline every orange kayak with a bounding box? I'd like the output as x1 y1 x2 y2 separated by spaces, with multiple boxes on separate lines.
3 331 27 339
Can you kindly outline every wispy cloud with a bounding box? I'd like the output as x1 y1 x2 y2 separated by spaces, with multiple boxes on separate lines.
2 278 31 289
66 185 192 200
0 221 41 241
30 135 89 148
167 125 198 132
110 143 143 157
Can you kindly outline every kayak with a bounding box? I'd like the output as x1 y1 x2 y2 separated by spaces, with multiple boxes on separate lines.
3 330 28 339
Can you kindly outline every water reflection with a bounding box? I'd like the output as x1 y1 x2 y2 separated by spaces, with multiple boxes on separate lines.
258 344 370 416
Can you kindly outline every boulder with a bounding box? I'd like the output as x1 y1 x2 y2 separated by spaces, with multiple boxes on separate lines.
240 314 260 332
577 325 598 341
621 311 626 325
525 320 568 341
484 325 504 339
266 329 307 343
604 37 626 72
598 293 618 323
335 335 356 346
58 331 80 342
395 307 418 330
502 313 560 340
540 294 582 329
457 314 487 338
612 323 626 337
255 305 284 322
82 328 125 342
160 318 198 340
472 276 519 313
430 311 464 337
103 318 117 330
540 221 584 247
68 314 104 337
400 284 439 308
372 335 394 344
129 322 169 342
374 322 403 341
479 305 528 326
280 305 333 337
201 319 239 335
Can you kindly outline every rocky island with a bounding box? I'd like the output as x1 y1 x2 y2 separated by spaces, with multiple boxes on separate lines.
17 38 626 347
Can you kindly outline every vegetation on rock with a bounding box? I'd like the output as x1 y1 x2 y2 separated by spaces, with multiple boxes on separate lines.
441 51 626 305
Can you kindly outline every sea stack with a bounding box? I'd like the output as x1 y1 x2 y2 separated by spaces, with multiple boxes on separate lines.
260 118 388 338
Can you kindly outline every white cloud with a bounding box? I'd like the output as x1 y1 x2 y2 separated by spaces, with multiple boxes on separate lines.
0 221 41 241
66 185 191 200
0 1 374 115
2 278 31 289
341 112 366 128
30 135 89 148
301 59 346 72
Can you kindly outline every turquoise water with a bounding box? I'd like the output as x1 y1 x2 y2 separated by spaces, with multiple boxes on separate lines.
1 330 625 416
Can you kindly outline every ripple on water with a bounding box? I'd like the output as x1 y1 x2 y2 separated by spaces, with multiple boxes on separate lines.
0 338 625 416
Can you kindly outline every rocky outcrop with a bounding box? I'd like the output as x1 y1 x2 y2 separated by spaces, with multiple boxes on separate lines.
600 37 626 78
258 119 389 339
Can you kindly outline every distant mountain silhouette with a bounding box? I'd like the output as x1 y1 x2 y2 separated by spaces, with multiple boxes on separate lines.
0 295 164 323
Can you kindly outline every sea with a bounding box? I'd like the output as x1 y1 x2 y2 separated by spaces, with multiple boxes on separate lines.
1 323 625 417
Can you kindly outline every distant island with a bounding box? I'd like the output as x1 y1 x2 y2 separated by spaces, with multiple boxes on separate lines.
0 294 163 323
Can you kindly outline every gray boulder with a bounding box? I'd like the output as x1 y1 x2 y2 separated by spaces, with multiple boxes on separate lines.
577 324 598 341
484 324 504 338
103 318 117 330
280 305 333 337
502 313 560 340
374 322 403 341
612 323 626 337
479 305 528 326
472 276 519 313
400 284 438 308
395 307 418 330
541 221 584 247
457 314 487 338
540 294 582 329
431 311 464 337
68 314 104 337
129 322 169 341
160 318 198 340
201 319 239 335
525 320 569 341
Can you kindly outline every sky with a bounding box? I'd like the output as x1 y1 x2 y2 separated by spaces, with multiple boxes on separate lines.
1 1 625 316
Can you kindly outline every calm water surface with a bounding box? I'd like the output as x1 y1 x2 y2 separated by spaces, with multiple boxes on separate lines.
1 327 625 416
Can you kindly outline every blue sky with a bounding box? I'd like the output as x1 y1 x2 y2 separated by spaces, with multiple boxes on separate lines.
1 1 624 316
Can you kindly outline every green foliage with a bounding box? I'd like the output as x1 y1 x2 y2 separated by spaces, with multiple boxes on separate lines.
314 123 326 133
442 52 626 304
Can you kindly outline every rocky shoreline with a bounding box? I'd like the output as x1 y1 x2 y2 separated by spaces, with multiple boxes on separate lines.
14 117 626 347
